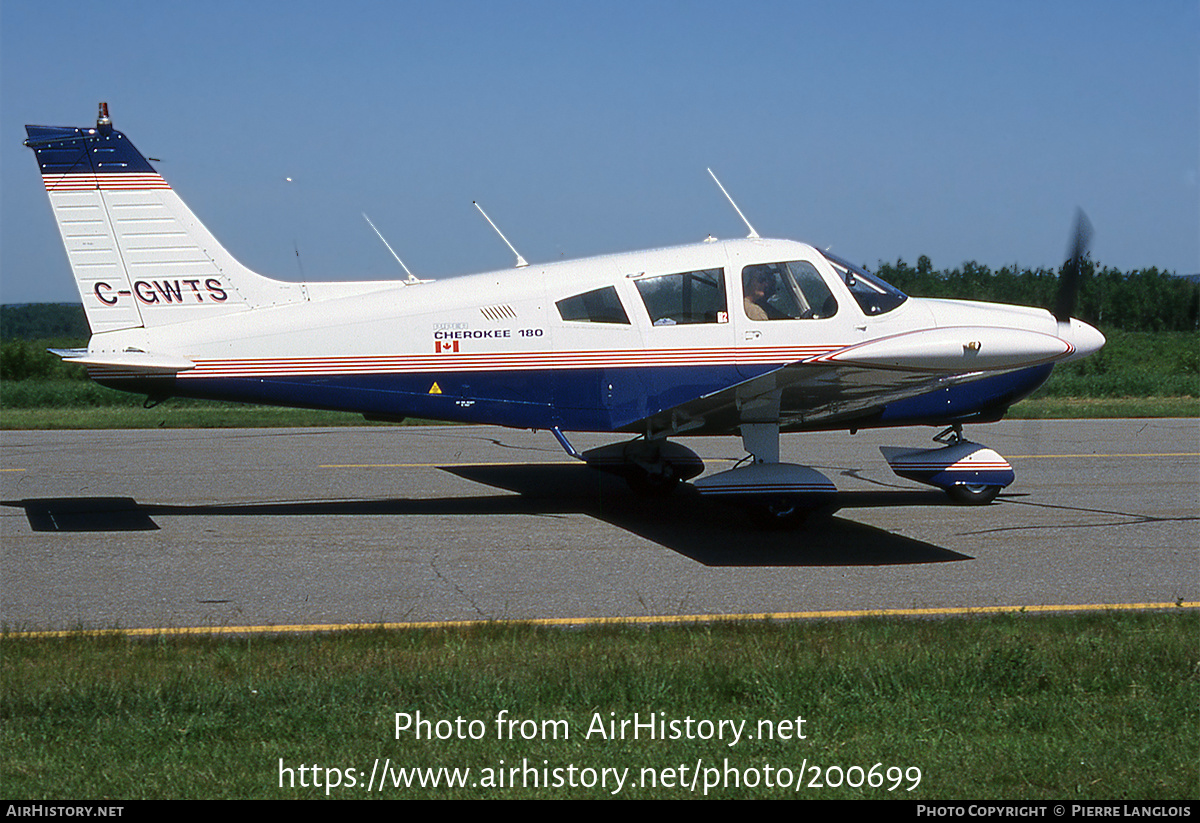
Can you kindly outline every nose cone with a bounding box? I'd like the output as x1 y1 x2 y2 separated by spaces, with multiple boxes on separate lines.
1061 318 1105 362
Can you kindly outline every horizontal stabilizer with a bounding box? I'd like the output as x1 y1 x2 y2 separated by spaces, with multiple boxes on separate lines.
50 348 195 374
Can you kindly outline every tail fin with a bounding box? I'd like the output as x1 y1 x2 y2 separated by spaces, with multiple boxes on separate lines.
24 103 302 333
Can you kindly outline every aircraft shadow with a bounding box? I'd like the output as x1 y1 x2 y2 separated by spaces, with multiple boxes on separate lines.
444 464 967 566
6 465 969 567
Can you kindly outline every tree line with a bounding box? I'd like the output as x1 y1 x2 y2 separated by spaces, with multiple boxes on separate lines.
1 303 89 340
875 257 1198 333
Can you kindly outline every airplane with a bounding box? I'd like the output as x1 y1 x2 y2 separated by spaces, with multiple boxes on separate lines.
23 104 1105 524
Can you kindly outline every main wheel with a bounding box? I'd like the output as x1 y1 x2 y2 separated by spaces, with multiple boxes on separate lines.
753 496 814 529
626 463 680 497
945 484 1001 505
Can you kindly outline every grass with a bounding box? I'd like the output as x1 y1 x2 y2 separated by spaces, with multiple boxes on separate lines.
0 380 1196 429
0 403 408 429
1007 396 1198 418
0 381 438 428
2 611 1196 799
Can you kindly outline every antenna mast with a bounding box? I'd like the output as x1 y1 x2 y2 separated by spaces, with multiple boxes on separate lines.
473 201 528 268
707 168 760 239
362 213 420 283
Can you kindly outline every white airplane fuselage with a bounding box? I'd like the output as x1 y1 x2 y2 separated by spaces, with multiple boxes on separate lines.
73 235 1100 435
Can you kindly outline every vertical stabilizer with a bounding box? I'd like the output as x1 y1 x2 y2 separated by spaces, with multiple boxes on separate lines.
24 104 303 333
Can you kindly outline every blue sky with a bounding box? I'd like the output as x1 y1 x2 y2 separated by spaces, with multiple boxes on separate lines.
2 0 1196 304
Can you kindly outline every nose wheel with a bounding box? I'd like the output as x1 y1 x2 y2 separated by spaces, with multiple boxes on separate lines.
945 483 1002 505
882 428 1013 506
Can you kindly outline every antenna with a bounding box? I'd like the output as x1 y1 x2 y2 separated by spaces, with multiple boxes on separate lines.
473 201 528 268
362 213 420 284
707 168 759 239
283 174 305 280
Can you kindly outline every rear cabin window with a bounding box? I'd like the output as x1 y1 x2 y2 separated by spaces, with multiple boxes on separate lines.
555 286 630 324
634 268 727 325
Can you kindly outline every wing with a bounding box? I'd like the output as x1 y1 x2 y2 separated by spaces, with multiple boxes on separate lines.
616 357 1052 437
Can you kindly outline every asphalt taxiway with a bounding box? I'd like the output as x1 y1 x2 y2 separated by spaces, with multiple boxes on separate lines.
1 419 1196 632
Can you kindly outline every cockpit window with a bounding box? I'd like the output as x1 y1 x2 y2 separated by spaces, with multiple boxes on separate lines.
556 286 630 324
634 268 727 325
742 261 838 321
822 252 908 316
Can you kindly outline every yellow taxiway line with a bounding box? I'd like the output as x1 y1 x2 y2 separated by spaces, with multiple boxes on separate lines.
1007 453 1200 459
8 454 1194 473
5 602 1196 640
316 453 1200 469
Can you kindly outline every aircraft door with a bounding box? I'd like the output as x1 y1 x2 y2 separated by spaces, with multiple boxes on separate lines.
733 255 842 380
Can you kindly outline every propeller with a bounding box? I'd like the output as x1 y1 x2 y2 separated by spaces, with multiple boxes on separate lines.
1053 208 1093 324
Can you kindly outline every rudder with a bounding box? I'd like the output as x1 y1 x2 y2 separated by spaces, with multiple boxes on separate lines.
24 103 302 333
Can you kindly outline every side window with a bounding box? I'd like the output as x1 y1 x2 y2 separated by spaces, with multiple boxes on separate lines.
634 268 727 326
742 261 838 321
556 286 630 324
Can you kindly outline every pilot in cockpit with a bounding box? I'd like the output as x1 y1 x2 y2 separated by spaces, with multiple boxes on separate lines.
743 266 791 321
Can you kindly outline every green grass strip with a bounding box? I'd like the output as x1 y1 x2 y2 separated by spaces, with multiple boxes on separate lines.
1 395 1196 429
1006 396 1199 418
2 610 1196 799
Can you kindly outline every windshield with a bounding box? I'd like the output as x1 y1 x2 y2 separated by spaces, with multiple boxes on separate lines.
821 251 908 316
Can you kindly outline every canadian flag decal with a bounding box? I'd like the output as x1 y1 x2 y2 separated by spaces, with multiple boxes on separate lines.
435 340 459 353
